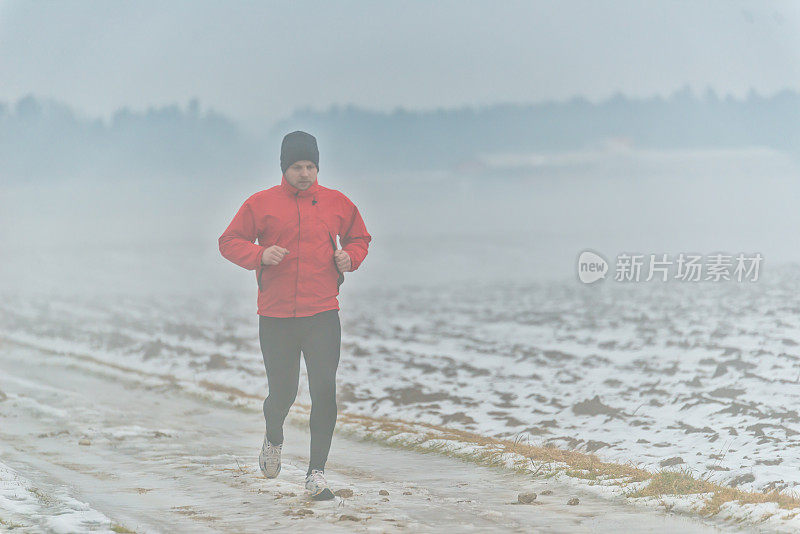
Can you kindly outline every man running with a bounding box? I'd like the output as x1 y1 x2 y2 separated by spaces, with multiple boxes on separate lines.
218 131 371 500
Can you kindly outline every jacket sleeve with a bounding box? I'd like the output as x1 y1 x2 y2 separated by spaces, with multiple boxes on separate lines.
218 197 266 271
340 200 371 271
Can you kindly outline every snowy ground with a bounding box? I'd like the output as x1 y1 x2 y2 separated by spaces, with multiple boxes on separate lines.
0 341 734 533
1 266 800 531
338 270 800 496
2 265 799 497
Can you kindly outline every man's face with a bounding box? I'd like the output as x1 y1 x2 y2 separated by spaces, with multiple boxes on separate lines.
284 160 318 190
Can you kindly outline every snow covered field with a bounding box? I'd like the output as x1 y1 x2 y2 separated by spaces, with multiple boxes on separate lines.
3 267 800 496
340 271 800 495
2 253 800 532
0 332 734 532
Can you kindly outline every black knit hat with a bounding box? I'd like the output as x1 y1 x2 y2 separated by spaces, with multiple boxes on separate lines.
280 131 319 174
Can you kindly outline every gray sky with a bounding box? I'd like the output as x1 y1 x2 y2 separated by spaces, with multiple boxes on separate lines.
1 0 799 130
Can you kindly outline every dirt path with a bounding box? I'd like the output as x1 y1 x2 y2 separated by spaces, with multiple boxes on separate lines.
0 343 742 533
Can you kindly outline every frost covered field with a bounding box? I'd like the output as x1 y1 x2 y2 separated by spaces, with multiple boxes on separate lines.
346 272 800 489
0 334 736 533
2 250 758 533
346 271 800 491
2 261 799 497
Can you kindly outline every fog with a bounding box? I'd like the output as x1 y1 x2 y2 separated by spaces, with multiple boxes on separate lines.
2 1 799 299
2 142 798 300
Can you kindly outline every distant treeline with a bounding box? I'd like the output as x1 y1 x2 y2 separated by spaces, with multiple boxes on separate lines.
2 87 799 182
274 87 800 171
0 96 262 183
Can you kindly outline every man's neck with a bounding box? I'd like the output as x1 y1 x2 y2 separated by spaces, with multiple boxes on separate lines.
280 175 319 196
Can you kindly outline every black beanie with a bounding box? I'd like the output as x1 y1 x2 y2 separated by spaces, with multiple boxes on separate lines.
280 131 319 174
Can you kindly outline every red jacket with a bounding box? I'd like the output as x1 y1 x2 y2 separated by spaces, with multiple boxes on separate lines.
219 176 371 317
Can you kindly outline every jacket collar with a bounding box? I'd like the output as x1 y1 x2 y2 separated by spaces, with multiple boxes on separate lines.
280 175 320 197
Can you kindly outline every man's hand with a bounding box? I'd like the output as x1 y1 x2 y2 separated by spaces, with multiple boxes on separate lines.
334 250 351 272
261 245 290 266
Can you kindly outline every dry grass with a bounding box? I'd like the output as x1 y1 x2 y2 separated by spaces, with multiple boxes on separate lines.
0 517 26 529
626 467 800 517
330 408 651 480
26 486 56 506
110 524 137 533
197 379 253 399
9 337 800 522
304 407 800 519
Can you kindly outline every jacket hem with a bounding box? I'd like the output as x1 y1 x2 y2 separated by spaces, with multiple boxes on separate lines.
257 304 340 318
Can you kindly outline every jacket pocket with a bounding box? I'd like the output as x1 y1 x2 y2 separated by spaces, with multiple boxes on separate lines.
257 227 289 292
257 264 265 291
325 230 345 288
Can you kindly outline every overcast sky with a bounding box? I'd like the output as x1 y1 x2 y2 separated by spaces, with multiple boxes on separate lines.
1 1 799 130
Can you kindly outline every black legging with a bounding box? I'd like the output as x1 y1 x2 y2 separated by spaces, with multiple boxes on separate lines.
259 309 341 476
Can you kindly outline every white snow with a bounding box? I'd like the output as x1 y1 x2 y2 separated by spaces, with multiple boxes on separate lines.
0 460 118 533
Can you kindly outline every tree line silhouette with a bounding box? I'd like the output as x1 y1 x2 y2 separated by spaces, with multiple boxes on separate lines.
2 86 798 183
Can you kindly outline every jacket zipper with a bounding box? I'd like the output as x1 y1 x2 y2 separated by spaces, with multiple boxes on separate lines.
293 192 301 317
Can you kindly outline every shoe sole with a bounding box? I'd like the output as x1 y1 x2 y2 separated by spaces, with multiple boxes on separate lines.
260 459 281 478
310 488 335 501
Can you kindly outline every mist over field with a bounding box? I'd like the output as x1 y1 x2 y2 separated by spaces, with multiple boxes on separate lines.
2 92 799 298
